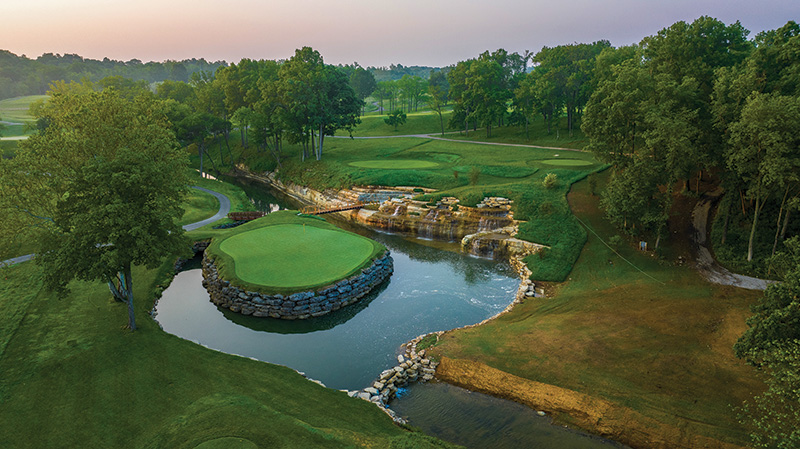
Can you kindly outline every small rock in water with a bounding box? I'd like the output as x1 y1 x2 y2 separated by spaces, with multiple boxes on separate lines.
537 411 546 416
397 354 405 363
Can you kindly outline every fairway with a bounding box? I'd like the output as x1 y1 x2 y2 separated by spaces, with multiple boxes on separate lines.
540 158 594 166
219 224 375 288
349 160 439 169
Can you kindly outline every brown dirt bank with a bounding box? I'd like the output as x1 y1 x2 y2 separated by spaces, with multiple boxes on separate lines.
435 357 746 449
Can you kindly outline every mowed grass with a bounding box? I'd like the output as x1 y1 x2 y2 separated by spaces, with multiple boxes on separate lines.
541 158 593 166
209 210 386 293
177 187 220 227
430 172 763 446
0 181 454 449
336 110 452 136
220 224 375 288
0 95 46 123
350 159 440 169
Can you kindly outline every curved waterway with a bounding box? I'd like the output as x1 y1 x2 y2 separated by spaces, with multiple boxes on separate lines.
155 179 626 448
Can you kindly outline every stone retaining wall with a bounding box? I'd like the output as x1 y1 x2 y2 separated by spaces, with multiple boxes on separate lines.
201 251 393 320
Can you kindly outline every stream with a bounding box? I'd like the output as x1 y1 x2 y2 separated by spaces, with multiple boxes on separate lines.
154 178 627 448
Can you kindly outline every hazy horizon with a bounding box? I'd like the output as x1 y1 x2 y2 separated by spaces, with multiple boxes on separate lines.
2 0 798 67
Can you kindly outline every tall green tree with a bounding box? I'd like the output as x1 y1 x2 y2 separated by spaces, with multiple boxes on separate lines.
278 47 361 161
349 67 377 115
734 237 800 448
727 93 800 261
0 84 188 330
428 70 449 136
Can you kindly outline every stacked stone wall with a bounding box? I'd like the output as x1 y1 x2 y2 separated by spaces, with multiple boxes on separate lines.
201 251 393 320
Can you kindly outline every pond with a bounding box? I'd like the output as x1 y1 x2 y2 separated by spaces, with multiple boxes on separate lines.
154 179 626 448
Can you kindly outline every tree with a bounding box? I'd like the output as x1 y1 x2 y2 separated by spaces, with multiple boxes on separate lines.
727 93 800 261
428 70 449 136
278 47 361 161
735 237 800 447
0 84 188 330
384 109 406 130
349 67 377 115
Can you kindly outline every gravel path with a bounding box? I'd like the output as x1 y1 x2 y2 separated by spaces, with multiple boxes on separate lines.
1 186 230 267
692 188 773 290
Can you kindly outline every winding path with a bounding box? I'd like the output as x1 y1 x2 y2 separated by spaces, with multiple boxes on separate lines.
692 188 773 290
1 186 230 267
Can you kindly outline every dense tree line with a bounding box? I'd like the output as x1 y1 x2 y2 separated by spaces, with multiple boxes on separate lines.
0 49 225 99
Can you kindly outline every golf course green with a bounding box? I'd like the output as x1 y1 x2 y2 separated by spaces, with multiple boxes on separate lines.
208 211 385 293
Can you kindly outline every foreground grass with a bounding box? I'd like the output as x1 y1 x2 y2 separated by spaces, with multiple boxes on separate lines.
429 174 763 446
0 182 456 449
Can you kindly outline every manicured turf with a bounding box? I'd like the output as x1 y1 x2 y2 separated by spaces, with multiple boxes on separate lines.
0 95 46 123
541 158 593 166
349 159 440 169
208 210 386 293
219 223 375 288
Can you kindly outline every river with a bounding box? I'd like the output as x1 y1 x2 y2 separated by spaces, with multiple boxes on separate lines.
154 178 627 448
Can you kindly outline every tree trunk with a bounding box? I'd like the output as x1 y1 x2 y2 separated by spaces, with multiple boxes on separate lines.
122 265 136 331
747 195 763 262
317 124 324 161
721 198 730 245
772 187 790 256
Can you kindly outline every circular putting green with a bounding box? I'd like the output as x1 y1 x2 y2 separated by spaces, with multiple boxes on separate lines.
218 224 375 289
541 158 594 166
349 160 439 169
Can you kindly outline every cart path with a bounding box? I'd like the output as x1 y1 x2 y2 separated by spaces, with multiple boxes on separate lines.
331 133 586 153
1 186 229 267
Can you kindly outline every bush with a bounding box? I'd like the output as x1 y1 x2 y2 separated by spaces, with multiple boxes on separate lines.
542 173 558 189
469 166 481 185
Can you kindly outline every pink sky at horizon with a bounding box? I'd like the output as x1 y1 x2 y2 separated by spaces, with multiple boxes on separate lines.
2 0 798 67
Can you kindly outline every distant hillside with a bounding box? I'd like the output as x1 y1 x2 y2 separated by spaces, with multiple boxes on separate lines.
0 50 226 100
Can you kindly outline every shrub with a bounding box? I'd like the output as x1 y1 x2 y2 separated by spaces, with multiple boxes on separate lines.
542 173 558 189
469 166 481 185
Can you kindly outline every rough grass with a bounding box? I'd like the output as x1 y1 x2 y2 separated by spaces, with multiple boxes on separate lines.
219 223 375 288
430 173 763 446
0 181 455 449
208 210 386 294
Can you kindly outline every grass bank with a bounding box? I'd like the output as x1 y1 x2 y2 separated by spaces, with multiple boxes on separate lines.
0 180 456 449
427 173 763 448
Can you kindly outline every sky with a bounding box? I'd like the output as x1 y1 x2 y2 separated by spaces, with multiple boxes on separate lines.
2 0 798 67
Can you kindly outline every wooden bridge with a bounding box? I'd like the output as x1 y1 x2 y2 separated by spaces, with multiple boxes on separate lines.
300 202 376 216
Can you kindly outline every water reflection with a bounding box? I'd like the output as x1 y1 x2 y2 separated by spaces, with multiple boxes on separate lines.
218 279 389 334
392 382 630 449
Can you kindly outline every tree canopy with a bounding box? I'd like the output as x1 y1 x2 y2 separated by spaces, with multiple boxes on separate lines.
0 83 188 330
